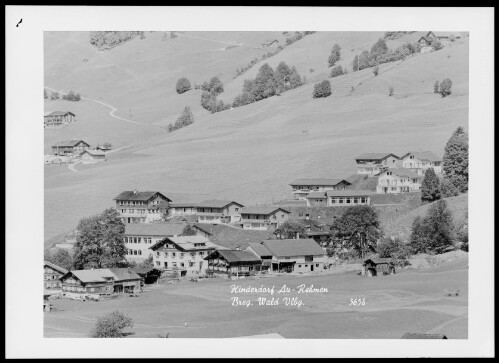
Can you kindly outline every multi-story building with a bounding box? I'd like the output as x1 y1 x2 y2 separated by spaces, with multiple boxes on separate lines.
355 153 400 176
113 190 172 224
168 202 198 218
376 168 422 194
150 235 219 277
400 151 442 176
51 139 90 155
246 239 326 274
289 178 351 200
240 206 290 230
44 111 76 128
124 222 188 262
204 250 262 278
44 261 68 290
196 200 244 224
325 190 373 206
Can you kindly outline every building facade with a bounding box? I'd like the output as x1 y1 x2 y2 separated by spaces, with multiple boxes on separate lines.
400 151 442 176
355 153 400 176
204 250 262 278
289 179 352 200
326 190 373 206
113 190 172 224
150 235 218 277
51 140 90 155
124 222 187 262
44 261 68 289
240 206 290 230
168 202 198 217
304 192 328 207
44 111 76 128
376 168 422 194
196 200 244 224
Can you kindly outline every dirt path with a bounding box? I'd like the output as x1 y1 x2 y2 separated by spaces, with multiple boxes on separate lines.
67 160 81 172
175 32 242 46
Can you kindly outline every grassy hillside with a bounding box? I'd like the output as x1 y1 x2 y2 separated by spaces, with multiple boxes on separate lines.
44 32 468 242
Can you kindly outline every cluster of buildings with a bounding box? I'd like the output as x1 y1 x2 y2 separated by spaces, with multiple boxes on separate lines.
47 139 110 164
290 151 442 205
44 111 76 128
417 31 462 53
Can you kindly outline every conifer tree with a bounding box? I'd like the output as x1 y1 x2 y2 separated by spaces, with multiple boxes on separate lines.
421 168 441 203
443 127 469 193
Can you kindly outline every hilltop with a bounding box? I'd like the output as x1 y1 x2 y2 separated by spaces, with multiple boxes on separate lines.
44 31 469 242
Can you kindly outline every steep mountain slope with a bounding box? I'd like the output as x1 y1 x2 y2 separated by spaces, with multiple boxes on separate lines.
44 32 468 242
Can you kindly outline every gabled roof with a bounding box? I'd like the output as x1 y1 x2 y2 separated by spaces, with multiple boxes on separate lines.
125 222 186 237
355 153 399 161
45 111 75 117
305 192 327 199
205 250 261 264
113 191 172 202
107 268 141 281
258 239 325 258
248 242 273 257
44 261 69 275
64 269 115 283
289 179 351 186
52 139 89 147
325 190 374 197
401 151 441 163
377 167 422 179
241 206 290 215
197 200 244 209
150 235 217 251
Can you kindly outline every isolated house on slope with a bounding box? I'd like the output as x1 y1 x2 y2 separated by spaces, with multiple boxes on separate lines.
113 190 172 224
355 153 400 177
376 168 422 194
124 222 188 262
240 206 290 230
44 111 75 128
80 149 106 164
196 200 245 224
51 139 89 155
399 151 442 176
289 178 351 200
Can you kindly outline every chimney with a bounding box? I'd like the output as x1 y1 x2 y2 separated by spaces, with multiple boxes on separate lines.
133 189 138 194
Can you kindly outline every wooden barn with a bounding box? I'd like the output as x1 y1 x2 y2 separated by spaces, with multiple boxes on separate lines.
362 258 396 277
204 250 262 278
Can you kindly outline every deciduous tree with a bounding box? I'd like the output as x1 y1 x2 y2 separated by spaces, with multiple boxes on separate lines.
90 311 134 338
176 77 191 94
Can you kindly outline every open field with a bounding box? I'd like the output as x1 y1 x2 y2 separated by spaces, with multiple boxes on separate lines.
44 254 468 339
44 32 468 244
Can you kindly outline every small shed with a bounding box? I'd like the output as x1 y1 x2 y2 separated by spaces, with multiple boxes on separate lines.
362 258 395 277
401 333 448 339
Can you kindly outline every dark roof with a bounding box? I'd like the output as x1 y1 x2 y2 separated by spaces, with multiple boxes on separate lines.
169 202 199 208
150 235 217 251
259 239 325 258
289 179 351 186
248 242 273 257
401 151 441 163
63 269 115 283
204 250 261 264
325 190 374 197
108 268 142 281
241 206 290 215
363 258 394 265
52 139 89 147
401 333 448 339
377 167 422 179
113 191 172 202
46 111 75 117
197 200 244 209
192 223 215 236
355 153 399 161
125 222 186 236
44 261 69 275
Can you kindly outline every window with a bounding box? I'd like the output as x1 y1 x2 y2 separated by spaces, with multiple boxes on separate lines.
164 262 168 268
298 265 302 268
346 199 351 203
180 253 185 259
133 250 137 255
181 263 185 267
305 256 313 262
173 262 177 267
172 252 176 258
316 264 319 267
199 251 204 256
139 250 142 255
235 208 239 212
156 252 160 257
156 261 160 266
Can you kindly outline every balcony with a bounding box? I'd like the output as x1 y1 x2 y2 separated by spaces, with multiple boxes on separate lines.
242 218 270 224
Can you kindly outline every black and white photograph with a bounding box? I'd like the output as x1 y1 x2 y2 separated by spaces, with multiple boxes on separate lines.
5 6 494 358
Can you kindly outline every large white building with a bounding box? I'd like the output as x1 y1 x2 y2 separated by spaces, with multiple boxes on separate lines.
196 200 244 224
289 178 351 200
113 190 172 224
399 151 442 176
376 168 422 194
355 153 400 177
240 206 290 230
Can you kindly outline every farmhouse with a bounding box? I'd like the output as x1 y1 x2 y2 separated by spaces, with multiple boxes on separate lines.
168 202 198 217
297 216 330 244
124 222 187 261
326 190 373 206
240 206 290 230
376 168 422 194
417 35 434 53
60 268 142 297
355 153 400 176
247 239 326 273
400 151 442 176
44 111 75 128
246 242 274 272
51 139 90 155
80 149 106 164
113 190 172 224
196 200 245 224
44 261 68 289
204 250 262 278
362 258 396 277
150 235 218 277
290 178 351 200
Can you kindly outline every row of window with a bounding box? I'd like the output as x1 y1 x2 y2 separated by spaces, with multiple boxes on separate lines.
119 209 161 214
124 237 153 244
155 251 206 258
330 197 368 204
128 249 143 256
297 264 320 268
155 261 199 268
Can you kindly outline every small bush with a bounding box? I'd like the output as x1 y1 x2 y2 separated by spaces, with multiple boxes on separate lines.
431 40 443 50
313 80 332 98
373 65 379 76
433 80 440 94
439 78 452 97
176 77 191 94
330 65 344 78
50 91 59 100
90 311 134 338
62 91 81 101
